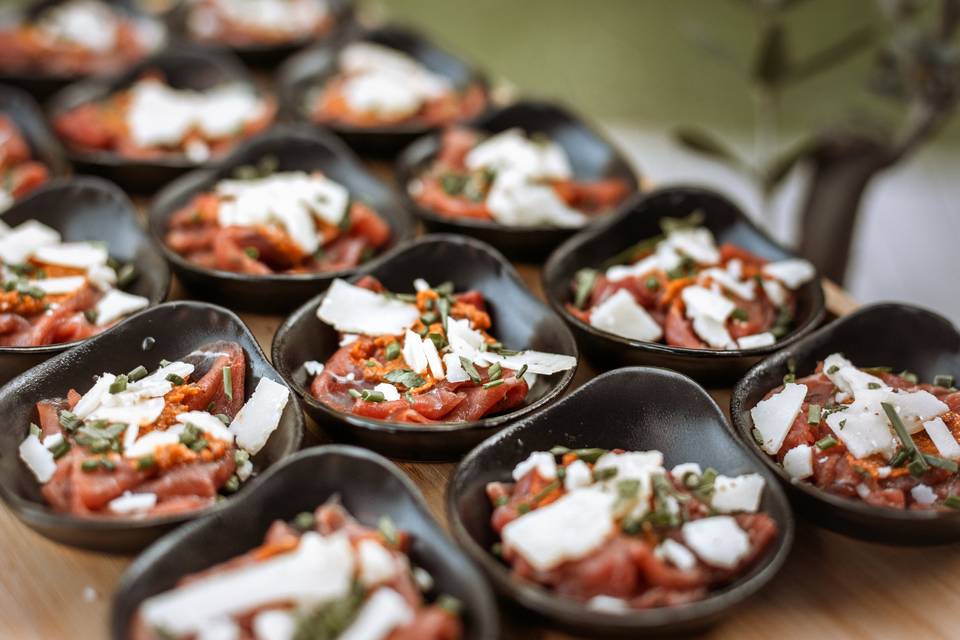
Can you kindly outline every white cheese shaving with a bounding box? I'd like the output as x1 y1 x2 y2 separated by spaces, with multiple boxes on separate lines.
177 411 235 443
512 451 557 481
655 538 697 571
711 473 765 513
782 444 814 479
465 128 572 181
826 408 897 460
737 332 776 350
700 267 756 300
32 242 108 269
108 491 158 515
589 289 663 342
357 539 397 587
29 276 87 295
0 220 61 264
923 417 960 459
373 383 400 402
317 280 420 336
762 259 816 289
910 484 938 505
442 353 470 383
252 610 296 640
563 459 593 491
421 334 445 379
681 516 751 569
303 360 324 376
94 289 150 326
670 462 702 484
666 227 720 265
229 378 290 455
485 170 587 228
339 587 415 640
750 383 808 455
402 329 428 374
19 434 56 483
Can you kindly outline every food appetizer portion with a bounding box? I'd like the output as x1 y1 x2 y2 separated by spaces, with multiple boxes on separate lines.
18 343 290 517
409 127 631 228
750 354 960 510
165 161 391 275
306 277 576 424
0 219 151 346
131 500 463 639
308 41 486 129
187 0 336 48
567 214 816 350
0 0 164 77
53 74 275 162
486 446 777 610
0 114 50 211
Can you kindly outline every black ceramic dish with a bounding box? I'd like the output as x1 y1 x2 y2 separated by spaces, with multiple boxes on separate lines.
447 366 794 637
148 124 417 312
0 0 166 100
0 84 70 185
112 445 499 639
47 46 270 193
396 100 640 262
731 302 960 545
272 234 579 460
170 0 356 67
0 301 304 552
542 186 826 386
0 177 170 386
277 24 489 157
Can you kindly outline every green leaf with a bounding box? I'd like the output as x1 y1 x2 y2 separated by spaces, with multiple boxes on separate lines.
753 22 789 87
672 127 746 169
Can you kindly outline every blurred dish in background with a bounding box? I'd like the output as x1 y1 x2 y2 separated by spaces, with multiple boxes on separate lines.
0 114 50 211
186 0 336 48
0 0 165 78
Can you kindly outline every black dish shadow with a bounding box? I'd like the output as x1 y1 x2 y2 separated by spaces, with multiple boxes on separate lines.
0 84 71 182
47 46 270 194
447 366 795 637
276 24 489 158
271 234 579 460
396 100 641 262
148 123 417 312
169 0 356 68
542 186 826 386
0 177 170 386
111 445 499 640
0 301 304 552
731 302 960 545
0 0 167 101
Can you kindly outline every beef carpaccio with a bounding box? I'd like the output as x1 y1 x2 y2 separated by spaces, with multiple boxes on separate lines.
409 127 631 227
165 164 391 275
187 0 336 47
0 114 49 211
0 220 151 347
486 447 777 610
750 354 960 510
131 501 463 640
567 214 816 350
18 343 290 517
53 74 275 162
308 42 486 129
0 0 164 77
307 277 576 424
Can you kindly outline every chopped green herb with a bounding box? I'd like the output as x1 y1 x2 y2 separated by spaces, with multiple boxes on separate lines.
29 423 41 438
383 368 426 389
434 281 454 297
49 439 70 459
593 466 618 482
165 373 185 385
923 454 959 473
459 357 481 383
115 263 137 289
189 438 208 452
898 370 918 384
645 277 660 291
420 312 438 325
99 456 116 471
293 511 315 531
127 365 148 381
487 362 502 381
437 296 450 329
384 341 401 361
427 332 447 351
83 309 98 324
827 365 840 375
867 382 882 390
573 269 599 309
436 595 463 616
807 404 822 425
482 379 504 389
731 308 750 322
81 459 99 472
494 495 509 507
234 449 250 466
222 475 240 493
889 449 909 467
360 389 385 402
517 503 531 515
222 366 233 402
137 454 156 470
348 389 362 399
944 495 960 509
934 374 956 388
378 515 398 547
243 247 259 259
882 401 928 476
216 414 231 425
109 374 128 394
491 542 503 557
364 359 378 367
516 364 528 381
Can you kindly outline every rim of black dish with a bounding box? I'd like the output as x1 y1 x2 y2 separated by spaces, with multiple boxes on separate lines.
542 186 827 358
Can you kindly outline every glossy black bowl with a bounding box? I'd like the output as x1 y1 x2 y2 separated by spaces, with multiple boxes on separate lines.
543 186 826 386
0 84 70 185
731 302 960 545
447 366 794 636
396 100 640 262
111 445 499 639
277 24 489 157
148 124 417 312
272 234 579 460
0 177 170 386
170 0 356 67
47 46 270 193
0 0 167 100
0 301 304 552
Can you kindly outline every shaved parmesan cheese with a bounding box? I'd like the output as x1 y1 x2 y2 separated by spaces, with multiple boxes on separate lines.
19 434 56 483
589 289 663 342
29 276 87 295
923 417 960 459
442 353 470 383
502 489 615 572
229 378 290 455
33 242 108 269
885 389 948 433
373 383 400 402
681 516 751 569
339 587 414 640
762 259 815 289
42 433 63 449
413 278 430 292
512 451 557 481
303 360 324 376
0 220 60 264
737 332 776 350
108 491 157 514
711 473 765 513
318 280 419 335
911 484 937 505
94 289 149 326
125 429 179 459
252 610 295 640
564 459 593 490
89 397 165 428
682 285 735 323
656 538 697 571
691 313 735 349
701 267 755 300
760 278 787 306
487 349 577 376
671 462 702 483
446 317 485 360
357 539 397 587
826 409 897 460
141 532 354 636
421 335 445 379
73 373 116 418
750 383 807 455
486 171 587 228
586 596 630 613
402 330 428 374
177 411 235 443
783 444 813 479
123 423 139 451
466 128 572 181
340 334 359 347
605 253 662 283
666 227 719 265
592 451 661 518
